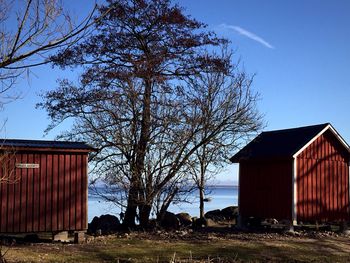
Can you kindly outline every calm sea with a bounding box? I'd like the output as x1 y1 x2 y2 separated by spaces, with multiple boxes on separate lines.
88 185 238 222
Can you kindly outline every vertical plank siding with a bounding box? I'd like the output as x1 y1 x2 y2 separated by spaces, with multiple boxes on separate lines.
39 154 46 232
33 154 40 232
51 154 58 231
58 155 65 231
13 155 20 233
240 159 293 220
70 154 76 230
297 131 350 222
64 154 70 230
81 156 88 229
20 154 27 232
0 151 89 233
76 155 82 230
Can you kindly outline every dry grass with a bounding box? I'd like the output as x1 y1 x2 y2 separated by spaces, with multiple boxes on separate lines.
1 231 350 262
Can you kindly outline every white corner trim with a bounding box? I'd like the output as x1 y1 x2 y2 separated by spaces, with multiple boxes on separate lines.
293 124 330 158
292 157 297 225
328 125 350 152
238 164 241 210
291 123 350 225
293 124 350 159
237 164 243 228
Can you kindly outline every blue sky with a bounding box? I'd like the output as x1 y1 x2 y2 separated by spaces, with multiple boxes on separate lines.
2 0 350 184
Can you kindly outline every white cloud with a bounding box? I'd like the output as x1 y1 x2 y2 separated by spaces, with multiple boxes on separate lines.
219 23 274 49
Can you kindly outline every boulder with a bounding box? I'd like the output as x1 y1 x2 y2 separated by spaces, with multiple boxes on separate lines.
204 209 224 221
88 214 120 235
193 217 206 228
339 222 350 235
176 213 192 227
160 211 180 229
205 218 217 227
221 206 238 220
204 207 238 222
147 219 159 230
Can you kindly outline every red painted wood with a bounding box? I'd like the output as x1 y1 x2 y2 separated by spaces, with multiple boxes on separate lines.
328 161 334 220
307 159 312 219
0 161 3 232
311 159 316 219
7 156 14 232
39 154 46 232
58 154 65 230
33 154 40 232
1 158 7 232
64 154 70 230
26 154 33 232
76 155 82 230
341 164 347 217
20 154 27 232
316 160 321 217
239 159 292 220
343 164 347 218
45 154 52 230
82 155 86 230
339 162 343 216
13 155 21 232
302 158 307 220
238 128 350 223
296 130 350 222
336 162 340 216
297 160 302 220
51 154 58 231
70 155 76 229
0 144 90 234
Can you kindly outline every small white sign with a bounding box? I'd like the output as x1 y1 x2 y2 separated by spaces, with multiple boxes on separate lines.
16 163 40 169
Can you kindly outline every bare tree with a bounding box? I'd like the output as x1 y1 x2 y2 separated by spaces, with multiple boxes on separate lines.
0 149 17 184
38 0 263 228
0 0 99 107
0 0 103 186
185 58 262 219
39 0 228 228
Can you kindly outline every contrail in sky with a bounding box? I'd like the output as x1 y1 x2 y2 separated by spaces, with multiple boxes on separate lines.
219 23 274 49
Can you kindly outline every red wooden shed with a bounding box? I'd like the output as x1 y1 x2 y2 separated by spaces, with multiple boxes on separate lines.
230 123 350 225
0 139 94 237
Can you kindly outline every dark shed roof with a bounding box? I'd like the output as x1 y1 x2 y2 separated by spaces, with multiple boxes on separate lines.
230 123 334 162
0 138 94 151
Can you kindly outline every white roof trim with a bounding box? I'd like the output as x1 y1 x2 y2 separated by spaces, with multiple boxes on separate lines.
292 124 350 158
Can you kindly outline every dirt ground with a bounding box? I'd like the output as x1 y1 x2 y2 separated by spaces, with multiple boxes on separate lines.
1 229 350 262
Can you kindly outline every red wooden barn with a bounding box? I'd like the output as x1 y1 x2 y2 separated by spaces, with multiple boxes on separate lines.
230 123 350 225
0 139 94 237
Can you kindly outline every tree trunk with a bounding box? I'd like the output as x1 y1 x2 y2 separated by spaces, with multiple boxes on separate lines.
123 175 139 228
199 159 206 219
157 188 178 221
157 205 168 222
139 203 152 228
199 185 205 219
123 79 152 227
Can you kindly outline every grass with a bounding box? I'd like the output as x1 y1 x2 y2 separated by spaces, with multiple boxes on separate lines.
2 231 350 262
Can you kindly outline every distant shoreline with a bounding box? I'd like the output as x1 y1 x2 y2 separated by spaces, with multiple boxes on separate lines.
89 184 238 191
206 184 238 188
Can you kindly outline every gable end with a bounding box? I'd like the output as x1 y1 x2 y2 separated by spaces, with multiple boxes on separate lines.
292 124 350 159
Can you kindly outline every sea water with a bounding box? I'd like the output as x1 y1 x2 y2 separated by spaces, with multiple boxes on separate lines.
88 185 238 222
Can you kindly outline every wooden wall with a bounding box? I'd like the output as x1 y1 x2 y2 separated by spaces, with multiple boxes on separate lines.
239 159 293 220
0 151 88 233
296 130 350 222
